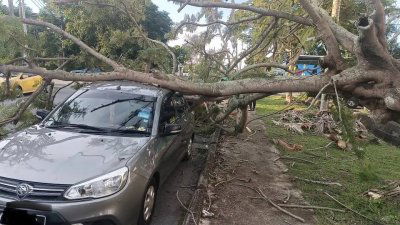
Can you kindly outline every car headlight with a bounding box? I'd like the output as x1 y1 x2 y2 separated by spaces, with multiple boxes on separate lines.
64 167 129 200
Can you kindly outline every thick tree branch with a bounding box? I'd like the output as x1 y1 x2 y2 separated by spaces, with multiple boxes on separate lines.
299 0 346 71
170 0 313 26
214 93 270 123
300 0 357 54
20 18 123 70
177 0 191 12
357 17 394 69
0 64 328 97
370 0 388 49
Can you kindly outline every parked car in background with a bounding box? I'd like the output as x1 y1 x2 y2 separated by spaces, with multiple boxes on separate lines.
0 73 43 94
0 81 194 225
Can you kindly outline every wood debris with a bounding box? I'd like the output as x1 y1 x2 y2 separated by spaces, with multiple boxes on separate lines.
273 139 303 152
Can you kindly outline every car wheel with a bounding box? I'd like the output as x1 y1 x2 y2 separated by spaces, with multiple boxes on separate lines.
182 136 193 161
138 178 157 225
14 86 23 97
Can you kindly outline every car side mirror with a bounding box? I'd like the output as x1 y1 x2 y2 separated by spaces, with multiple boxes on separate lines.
36 109 50 121
163 124 182 135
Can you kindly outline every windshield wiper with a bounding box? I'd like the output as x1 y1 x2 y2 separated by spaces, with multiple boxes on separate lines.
46 123 150 135
46 123 106 131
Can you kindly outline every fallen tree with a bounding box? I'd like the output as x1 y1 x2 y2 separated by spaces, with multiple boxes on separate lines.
0 0 399 126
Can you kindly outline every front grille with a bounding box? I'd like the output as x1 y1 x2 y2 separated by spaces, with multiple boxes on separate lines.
0 176 70 202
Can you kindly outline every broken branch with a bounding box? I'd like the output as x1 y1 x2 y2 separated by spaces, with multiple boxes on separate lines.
324 192 383 224
295 177 342 187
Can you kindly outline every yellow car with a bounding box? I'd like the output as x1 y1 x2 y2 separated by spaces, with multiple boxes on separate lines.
0 73 43 94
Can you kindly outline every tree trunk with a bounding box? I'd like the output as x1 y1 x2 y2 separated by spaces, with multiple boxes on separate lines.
286 92 293 104
235 105 248 133
8 0 14 16
5 72 11 97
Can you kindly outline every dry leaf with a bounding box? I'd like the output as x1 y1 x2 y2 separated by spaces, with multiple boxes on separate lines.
337 140 347 149
366 191 382 200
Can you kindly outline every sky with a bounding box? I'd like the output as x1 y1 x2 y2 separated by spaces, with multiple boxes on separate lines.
152 0 200 23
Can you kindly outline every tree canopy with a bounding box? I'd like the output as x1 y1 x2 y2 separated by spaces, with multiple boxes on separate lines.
0 0 174 71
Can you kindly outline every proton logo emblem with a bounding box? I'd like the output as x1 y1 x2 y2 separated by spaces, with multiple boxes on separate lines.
15 183 33 199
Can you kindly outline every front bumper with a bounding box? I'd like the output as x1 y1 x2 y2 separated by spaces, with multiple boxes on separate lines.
0 172 148 225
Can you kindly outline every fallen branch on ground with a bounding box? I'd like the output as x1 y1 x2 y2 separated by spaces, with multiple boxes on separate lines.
324 192 384 225
295 177 342 187
277 204 345 212
273 139 304 152
249 197 345 212
257 187 306 223
234 184 305 223
176 190 198 225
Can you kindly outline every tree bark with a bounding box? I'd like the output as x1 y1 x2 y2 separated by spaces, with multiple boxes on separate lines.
8 0 14 16
235 105 248 133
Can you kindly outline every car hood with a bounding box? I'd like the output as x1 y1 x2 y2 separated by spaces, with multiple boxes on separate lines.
0 126 150 184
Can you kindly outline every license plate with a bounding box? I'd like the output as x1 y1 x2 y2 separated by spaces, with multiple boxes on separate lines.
0 209 46 225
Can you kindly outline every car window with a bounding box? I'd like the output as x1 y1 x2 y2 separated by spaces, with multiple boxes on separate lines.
172 96 187 120
159 95 177 126
44 89 156 135
159 94 188 127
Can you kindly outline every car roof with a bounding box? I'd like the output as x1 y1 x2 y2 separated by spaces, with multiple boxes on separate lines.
85 81 170 98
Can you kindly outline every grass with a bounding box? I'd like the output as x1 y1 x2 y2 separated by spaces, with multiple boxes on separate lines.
257 96 400 225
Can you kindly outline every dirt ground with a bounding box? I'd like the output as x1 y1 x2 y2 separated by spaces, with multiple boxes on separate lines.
199 112 317 225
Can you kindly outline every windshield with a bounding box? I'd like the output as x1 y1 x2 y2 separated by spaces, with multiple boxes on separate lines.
44 89 156 135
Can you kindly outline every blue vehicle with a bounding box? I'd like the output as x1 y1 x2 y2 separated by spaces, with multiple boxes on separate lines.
295 55 324 76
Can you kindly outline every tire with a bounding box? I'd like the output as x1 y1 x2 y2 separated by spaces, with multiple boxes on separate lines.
14 86 23 97
138 178 158 225
182 136 193 161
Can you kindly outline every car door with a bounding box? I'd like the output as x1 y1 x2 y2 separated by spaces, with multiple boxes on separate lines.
17 74 41 93
171 95 192 159
156 94 182 180
24 74 42 93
